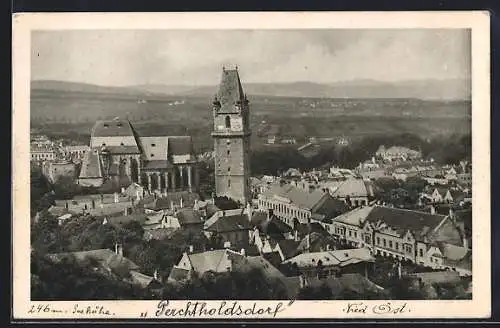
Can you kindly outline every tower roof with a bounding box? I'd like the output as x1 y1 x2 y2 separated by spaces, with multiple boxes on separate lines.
216 68 246 113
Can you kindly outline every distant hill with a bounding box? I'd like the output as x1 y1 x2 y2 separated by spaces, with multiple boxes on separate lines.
31 78 471 100
132 79 471 100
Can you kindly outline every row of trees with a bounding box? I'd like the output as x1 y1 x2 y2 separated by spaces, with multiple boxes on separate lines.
250 132 471 176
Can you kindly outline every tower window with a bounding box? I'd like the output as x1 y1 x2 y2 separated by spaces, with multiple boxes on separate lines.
226 140 231 145
225 116 231 128
151 154 155 157
228 179 231 187
228 167 231 172
227 149 230 156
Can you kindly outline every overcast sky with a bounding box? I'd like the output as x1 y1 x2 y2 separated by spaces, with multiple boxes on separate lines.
31 29 470 86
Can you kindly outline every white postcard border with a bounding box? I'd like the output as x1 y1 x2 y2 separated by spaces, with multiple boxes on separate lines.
12 11 491 319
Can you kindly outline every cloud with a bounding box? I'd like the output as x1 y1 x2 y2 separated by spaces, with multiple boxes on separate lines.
31 29 470 86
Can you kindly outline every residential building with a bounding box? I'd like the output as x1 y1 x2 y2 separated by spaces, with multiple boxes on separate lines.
375 145 422 161
203 209 253 248
282 248 375 278
62 145 90 161
257 182 347 227
326 205 471 275
322 178 375 206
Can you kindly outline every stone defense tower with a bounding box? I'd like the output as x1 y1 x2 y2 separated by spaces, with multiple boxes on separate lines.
211 66 251 205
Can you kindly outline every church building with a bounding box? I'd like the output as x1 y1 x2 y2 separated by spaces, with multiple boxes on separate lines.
78 118 199 193
211 66 251 205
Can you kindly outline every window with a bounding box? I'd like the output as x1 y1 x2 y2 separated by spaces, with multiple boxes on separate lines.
103 124 109 128
348 230 352 237
120 142 124 146
102 143 106 146
376 237 380 245
419 249 424 257
227 149 230 156
228 179 231 187
228 167 231 172
354 232 357 238
383 239 387 247
395 242 399 250
389 240 393 248
151 143 156 147
226 140 231 145
225 116 231 128
151 154 155 157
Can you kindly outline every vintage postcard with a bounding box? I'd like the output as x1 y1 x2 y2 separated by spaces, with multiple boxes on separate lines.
12 11 490 320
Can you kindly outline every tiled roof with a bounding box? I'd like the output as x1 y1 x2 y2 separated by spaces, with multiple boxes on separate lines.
327 178 374 198
216 69 245 113
168 136 193 156
311 196 349 219
257 215 293 235
232 255 285 281
91 119 136 137
263 251 283 267
250 211 268 227
47 249 140 272
333 206 375 227
283 248 374 268
129 270 155 288
440 243 472 272
277 239 300 260
176 209 203 226
205 214 252 233
365 206 447 242
308 273 386 296
262 183 327 210
188 249 243 274
78 149 102 178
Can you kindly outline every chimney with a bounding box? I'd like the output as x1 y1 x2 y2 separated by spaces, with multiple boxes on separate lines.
114 192 119 203
463 235 469 249
306 233 311 253
153 269 159 281
194 199 199 211
114 243 123 256
170 200 174 210
121 187 125 193
430 205 436 215
188 245 194 253
397 260 402 279
180 197 184 208
124 207 129 216
246 202 253 221
240 248 246 256
136 190 141 201
267 208 274 221
449 207 455 221
326 244 330 251
294 230 299 241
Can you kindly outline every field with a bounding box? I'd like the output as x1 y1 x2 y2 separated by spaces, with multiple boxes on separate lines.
30 90 471 153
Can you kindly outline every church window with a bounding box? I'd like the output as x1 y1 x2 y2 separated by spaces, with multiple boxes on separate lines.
225 116 231 128
227 149 230 156
228 179 231 187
